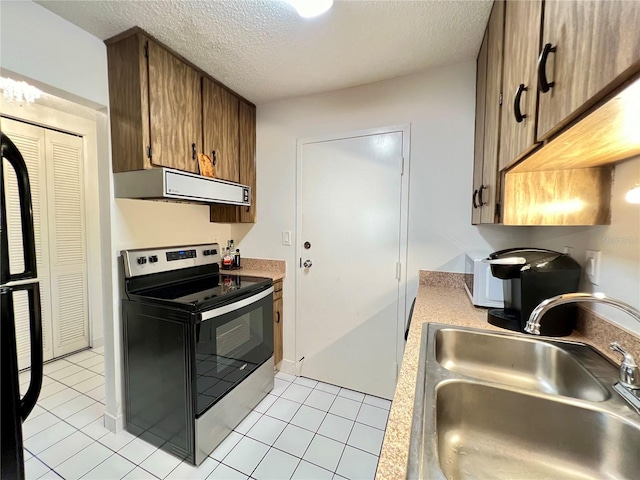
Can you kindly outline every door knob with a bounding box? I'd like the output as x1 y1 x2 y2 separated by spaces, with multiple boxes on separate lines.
303 260 313 268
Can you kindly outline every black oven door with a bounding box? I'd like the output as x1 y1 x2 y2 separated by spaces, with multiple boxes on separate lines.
194 286 273 417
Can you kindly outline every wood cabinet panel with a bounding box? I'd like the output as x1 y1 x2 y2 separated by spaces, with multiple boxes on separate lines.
106 34 150 173
239 102 257 223
503 167 612 225
499 0 542 171
209 102 256 223
202 78 240 182
480 0 505 223
472 29 488 226
538 0 640 140
273 280 283 368
148 40 201 173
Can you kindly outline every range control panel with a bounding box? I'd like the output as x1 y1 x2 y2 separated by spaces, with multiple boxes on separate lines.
123 244 221 278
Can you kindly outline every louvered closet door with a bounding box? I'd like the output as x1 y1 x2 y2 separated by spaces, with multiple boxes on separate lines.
44 129 89 357
2 118 54 370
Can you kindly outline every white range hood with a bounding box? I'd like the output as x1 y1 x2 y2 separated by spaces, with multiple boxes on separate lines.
114 168 250 206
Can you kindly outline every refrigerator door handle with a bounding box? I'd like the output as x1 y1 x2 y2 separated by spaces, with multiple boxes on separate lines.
1 132 38 284
13 283 43 421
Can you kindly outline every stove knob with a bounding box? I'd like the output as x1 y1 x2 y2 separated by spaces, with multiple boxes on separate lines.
203 250 211 256
137 256 147 265
149 255 158 263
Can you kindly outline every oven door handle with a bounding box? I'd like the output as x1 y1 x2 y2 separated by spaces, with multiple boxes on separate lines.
200 286 274 322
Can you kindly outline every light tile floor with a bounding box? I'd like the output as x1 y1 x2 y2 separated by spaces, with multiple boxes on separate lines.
20 352 391 480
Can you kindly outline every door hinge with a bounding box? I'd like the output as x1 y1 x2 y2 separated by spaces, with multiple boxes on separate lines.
401 156 405 176
499 92 503 106
299 258 302 268
395 262 401 280
144 41 149 58
147 146 152 158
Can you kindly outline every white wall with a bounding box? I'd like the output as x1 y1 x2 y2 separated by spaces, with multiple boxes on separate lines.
0 0 108 109
232 62 531 369
528 156 640 333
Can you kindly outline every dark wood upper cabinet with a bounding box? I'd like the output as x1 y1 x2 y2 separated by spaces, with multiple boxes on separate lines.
537 0 640 140
498 0 542 171
202 78 240 182
472 31 488 226
107 32 202 173
472 0 504 225
239 102 257 223
209 101 257 223
147 40 202 174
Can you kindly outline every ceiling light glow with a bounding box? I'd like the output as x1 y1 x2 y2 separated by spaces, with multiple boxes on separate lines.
289 0 333 18
625 185 640 204
0 77 42 105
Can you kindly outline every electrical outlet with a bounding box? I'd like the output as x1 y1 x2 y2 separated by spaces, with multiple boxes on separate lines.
282 231 292 246
563 246 574 256
585 250 601 285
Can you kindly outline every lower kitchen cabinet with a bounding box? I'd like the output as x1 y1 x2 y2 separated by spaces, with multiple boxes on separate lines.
273 279 283 368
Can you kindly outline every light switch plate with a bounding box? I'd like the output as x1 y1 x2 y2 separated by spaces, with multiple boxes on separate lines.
585 250 601 285
282 230 292 246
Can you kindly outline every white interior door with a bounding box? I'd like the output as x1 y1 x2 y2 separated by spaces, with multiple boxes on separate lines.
2 118 54 369
3 117 89 366
45 129 90 357
298 129 405 400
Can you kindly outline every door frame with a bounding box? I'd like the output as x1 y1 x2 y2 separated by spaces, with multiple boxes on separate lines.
1 98 107 351
294 124 411 378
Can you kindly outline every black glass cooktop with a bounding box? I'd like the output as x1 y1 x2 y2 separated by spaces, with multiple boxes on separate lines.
133 274 271 310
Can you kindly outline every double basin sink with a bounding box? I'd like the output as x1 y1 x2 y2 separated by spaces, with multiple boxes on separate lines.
408 324 640 479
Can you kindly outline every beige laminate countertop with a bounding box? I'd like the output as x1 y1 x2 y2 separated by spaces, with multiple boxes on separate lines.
375 284 592 480
221 268 285 281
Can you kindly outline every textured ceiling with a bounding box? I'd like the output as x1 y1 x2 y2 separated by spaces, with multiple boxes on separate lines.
36 0 492 105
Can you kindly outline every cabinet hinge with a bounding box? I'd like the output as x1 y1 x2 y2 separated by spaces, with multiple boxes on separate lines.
499 93 503 106
395 262 401 280
401 157 405 176
144 41 149 58
147 146 152 158
495 203 501 217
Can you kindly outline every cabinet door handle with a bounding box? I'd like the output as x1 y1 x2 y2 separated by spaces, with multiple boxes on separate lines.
276 311 281 323
538 43 557 93
514 84 527 123
211 150 217 165
473 189 479 209
192 143 197 161
479 185 487 206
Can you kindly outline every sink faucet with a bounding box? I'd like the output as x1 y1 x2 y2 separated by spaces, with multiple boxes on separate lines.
525 292 640 411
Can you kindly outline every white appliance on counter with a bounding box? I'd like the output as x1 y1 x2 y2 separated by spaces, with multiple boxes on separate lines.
464 251 504 308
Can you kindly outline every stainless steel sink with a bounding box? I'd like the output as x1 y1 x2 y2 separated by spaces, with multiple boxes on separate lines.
407 324 640 480
435 328 609 401
436 381 640 480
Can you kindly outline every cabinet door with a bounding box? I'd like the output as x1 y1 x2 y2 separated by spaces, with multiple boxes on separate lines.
273 281 283 368
202 78 240 182
480 0 505 224
147 40 202 173
538 0 640 140
472 30 488 226
239 102 257 223
499 0 542 170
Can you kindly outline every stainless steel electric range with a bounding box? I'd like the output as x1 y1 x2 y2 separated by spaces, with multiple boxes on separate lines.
120 243 274 465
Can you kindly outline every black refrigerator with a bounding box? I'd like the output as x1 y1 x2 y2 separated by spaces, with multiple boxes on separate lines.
1 131 44 479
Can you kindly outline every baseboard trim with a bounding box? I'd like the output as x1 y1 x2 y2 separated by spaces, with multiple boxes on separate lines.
103 410 124 433
279 359 298 376
91 336 104 348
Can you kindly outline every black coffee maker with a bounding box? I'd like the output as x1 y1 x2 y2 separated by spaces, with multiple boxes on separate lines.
486 248 581 336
